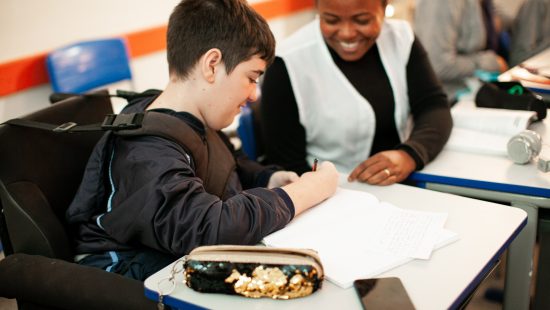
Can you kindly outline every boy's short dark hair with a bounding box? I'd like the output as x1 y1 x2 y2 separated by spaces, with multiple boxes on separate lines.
167 0 275 80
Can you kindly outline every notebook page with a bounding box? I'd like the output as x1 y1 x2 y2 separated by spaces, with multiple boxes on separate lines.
263 188 458 288
372 202 448 259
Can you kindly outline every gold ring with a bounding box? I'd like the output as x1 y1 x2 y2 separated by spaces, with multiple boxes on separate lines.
383 168 391 177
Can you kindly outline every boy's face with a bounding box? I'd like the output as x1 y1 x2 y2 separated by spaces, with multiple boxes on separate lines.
203 55 266 130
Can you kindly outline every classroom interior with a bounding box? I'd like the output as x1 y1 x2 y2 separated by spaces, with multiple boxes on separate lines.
1 0 548 309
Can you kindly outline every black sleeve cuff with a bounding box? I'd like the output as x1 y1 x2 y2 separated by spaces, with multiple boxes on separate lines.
257 169 275 187
396 144 425 170
272 187 295 219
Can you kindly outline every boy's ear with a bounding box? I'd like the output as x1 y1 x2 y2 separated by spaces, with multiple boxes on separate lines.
201 48 223 83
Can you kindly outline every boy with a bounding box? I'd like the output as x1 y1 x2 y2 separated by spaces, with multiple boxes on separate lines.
66 0 338 281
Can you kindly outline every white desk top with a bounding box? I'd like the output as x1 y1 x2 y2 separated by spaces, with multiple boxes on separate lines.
499 47 550 95
411 115 550 197
144 179 526 310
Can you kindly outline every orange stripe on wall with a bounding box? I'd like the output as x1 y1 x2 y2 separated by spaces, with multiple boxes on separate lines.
0 0 314 97
0 55 49 97
123 26 168 58
254 0 314 20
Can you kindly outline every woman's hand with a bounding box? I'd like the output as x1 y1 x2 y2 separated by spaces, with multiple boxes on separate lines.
348 150 416 185
496 55 509 73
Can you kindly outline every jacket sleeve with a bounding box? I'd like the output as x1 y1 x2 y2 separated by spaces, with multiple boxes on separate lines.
260 57 311 175
399 38 453 170
101 136 294 256
414 0 501 81
217 131 277 188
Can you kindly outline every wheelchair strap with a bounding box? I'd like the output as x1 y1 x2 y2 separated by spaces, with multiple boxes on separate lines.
48 89 161 104
3 111 236 198
3 113 144 133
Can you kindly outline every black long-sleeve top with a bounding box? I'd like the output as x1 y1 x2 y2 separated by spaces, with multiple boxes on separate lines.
260 37 452 175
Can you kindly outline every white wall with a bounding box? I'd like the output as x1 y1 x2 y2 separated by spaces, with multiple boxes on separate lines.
0 0 315 122
1 0 179 63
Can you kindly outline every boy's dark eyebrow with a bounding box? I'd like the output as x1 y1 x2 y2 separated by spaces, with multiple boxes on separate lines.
252 70 265 76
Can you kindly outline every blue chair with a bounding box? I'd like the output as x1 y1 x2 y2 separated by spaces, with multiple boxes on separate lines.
237 104 257 160
46 38 133 93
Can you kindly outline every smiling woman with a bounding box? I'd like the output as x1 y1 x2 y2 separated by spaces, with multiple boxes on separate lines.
260 0 453 186
318 0 386 61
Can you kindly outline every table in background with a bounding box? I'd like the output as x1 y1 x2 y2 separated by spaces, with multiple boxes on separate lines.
144 179 526 310
409 117 550 310
499 47 550 98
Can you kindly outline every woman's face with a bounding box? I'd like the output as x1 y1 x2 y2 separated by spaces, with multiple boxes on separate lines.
318 0 386 61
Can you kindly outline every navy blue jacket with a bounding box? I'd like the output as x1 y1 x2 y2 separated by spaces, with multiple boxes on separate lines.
66 94 294 258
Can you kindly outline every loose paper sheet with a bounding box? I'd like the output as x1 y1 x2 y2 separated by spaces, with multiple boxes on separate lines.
263 188 458 288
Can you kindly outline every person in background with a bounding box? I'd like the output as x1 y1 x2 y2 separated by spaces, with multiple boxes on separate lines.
508 0 550 66
260 0 452 186
65 0 339 281
492 0 526 62
414 0 509 99
494 0 526 30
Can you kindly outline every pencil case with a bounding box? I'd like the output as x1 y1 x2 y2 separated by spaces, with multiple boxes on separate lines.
183 245 324 299
475 81 547 120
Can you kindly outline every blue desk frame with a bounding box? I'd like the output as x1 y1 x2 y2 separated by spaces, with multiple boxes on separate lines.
409 171 550 310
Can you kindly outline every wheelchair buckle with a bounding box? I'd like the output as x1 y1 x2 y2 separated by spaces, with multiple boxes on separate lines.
101 113 144 131
53 122 77 132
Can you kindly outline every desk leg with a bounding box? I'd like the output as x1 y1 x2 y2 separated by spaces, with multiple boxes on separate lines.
504 202 538 310
423 183 544 310
534 212 550 310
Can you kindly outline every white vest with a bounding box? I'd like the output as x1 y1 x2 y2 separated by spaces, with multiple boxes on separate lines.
278 18 414 173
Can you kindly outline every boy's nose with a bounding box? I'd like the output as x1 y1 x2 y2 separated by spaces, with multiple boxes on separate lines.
248 86 259 102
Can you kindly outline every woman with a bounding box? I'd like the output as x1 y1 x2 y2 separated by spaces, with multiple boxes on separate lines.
260 0 452 185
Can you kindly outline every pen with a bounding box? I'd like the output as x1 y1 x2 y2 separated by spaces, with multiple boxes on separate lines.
312 158 318 172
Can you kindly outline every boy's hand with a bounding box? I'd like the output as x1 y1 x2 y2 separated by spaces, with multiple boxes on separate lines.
300 161 339 195
281 161 339 216
268 171 299 188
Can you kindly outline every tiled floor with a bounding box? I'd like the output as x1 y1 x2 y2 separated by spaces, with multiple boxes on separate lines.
0 251 507 310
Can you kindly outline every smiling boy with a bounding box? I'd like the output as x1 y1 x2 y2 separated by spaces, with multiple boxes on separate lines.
66 0 338 281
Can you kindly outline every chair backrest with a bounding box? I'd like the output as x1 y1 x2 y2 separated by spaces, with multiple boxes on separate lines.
0 91 113 260
237 104 257 160
237 100 265 161
46 38 132 93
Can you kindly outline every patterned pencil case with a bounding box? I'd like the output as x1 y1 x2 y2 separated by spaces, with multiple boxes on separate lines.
182 245 324 299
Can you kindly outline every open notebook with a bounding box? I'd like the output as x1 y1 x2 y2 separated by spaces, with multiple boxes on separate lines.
263 188 459 288
446 100 537 156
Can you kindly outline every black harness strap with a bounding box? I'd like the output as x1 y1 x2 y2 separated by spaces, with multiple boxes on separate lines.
3 109 236 199
3 113 144 133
